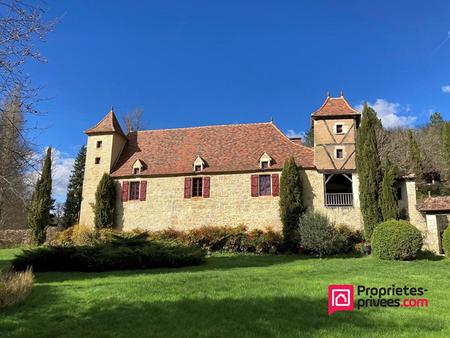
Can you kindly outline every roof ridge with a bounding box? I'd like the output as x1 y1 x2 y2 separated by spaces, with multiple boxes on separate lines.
130 121 273 134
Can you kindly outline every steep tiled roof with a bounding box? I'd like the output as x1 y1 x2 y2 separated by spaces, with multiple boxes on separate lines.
85 111 127 138
418 196 450 212
111 122 314 177
311 95 360 118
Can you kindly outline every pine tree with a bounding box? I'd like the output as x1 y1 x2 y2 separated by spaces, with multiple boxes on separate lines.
430 112 444 126
356 103 382 240
28 147 53 245
379 161 399 221
94 173 116 229
303 127 314 147
408 130 424 183
279 157 304 252
442 122 450 182
62 145 86 228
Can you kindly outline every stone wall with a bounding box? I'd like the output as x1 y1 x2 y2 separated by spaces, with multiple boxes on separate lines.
112 169 364 232
0 227 62 248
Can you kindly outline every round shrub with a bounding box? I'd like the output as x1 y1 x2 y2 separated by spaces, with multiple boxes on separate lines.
371 220 422 260
442 227 450 258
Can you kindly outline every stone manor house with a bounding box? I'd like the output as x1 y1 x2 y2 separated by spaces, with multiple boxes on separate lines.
79 94 445 253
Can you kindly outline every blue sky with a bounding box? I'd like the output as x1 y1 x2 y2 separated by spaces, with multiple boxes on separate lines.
24 1 450 200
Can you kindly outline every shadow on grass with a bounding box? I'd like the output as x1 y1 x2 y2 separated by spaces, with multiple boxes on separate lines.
415 251 445 261
1 285 444 338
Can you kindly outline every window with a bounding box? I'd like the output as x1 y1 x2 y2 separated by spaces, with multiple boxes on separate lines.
96 140 102 148
194 165 202 172
336 149 343 159
336 124 343 134
261 161 269 169
192 177 203 197
95 157 101 164
259 175 271 196
134 168 140 175
397 187 403 200
129 181 140 200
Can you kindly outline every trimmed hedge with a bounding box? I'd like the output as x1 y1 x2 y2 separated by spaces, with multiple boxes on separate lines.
12 237 206 272
443 227 450 258
371 220 422 260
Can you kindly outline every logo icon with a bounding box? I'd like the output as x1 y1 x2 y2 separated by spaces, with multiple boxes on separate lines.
328 284 354 315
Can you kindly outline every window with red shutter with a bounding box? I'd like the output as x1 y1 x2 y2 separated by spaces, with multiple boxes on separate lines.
129 181 140 200
251 175 258 197
203 177 210 198
140 181 147 201
121 181 129 202
272 174 279 196
192 177 203 197
184 177 192 198
259 175 271 196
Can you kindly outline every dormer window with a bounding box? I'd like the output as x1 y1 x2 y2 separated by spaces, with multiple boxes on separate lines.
132 159 145 175
193 156 206 172
259 152 273 169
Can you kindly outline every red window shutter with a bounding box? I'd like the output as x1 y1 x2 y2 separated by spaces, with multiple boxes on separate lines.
203 177 210 198
121 181 129 202
272 174 280 196
184 177 192 198
140 181 147 201
251 175 259 197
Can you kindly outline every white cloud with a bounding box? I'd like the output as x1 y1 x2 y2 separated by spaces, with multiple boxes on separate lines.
442 85 450 93
28 148 75 203
285 129 305 139
356 99 417 129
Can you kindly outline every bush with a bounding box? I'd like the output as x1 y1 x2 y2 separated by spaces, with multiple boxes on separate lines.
299 211 344 257
371 220 423 260
0 268 34 309
335 224 363 253
442 227 450 258
12 240 206 272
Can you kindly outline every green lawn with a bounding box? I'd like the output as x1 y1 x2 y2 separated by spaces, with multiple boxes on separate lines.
1 248 449 338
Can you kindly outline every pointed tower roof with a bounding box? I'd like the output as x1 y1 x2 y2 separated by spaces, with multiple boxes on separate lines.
311 93 360 118
85 109 127 138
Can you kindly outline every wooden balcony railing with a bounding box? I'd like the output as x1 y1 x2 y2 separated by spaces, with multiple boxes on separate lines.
325 193 353 206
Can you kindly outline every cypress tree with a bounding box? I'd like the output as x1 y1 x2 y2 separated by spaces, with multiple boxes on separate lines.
303 127 314 147
279 157 304 252
94 173 116 229
379 161 399 221
356 103 382 240
62 145 86 228
442 122 450 182
407 130 424 183
28 147 53 245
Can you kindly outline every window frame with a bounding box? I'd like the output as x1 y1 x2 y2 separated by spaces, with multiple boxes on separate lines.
259 174 271 196
335 124 344 134
96 140 103 148
133 167 140 175
335 148 344 159
95 157 101 164
129 181 140 201
192 177 203 197
261 161 269 169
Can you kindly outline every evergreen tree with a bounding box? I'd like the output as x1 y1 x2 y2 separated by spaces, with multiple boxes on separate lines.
356 103 382 240
430 112 444 126
442 122 450 182
303 127 314 147
62 145 86 228
94 173 116 229
379 161 399 221
279 157 304 252
28 147 53 245
408 130 424 183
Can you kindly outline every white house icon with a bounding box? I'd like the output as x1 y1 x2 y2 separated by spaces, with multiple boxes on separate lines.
332 289 351 307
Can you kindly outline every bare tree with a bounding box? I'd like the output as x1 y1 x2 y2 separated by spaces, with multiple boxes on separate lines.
123 108 146 133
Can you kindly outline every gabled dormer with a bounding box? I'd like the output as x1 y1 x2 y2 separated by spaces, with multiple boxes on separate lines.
193 156 206 172
132 159 146 175
259 152 273 169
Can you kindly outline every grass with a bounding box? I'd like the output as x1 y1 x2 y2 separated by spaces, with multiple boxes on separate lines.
0 248 449 337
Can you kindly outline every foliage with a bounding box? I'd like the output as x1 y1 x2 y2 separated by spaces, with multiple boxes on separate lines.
417 183 450 200
62 146 86 228
0 267 34 309
299 211 346 257
12 240 205 272
379 161 399 221
279 157 304 252
442 227 450 258
27 147 53 245
408 130 424 183
94 174 116 229
149 225 282 254
371 220 423 260
430 112 444 126
303 127 314 147
357 103 382 240
443 122 450 182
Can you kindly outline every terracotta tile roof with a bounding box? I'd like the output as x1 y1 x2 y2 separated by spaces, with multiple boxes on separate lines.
418 196 450 212
111 122 314 177
85 111 127 138
311 95 360 118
